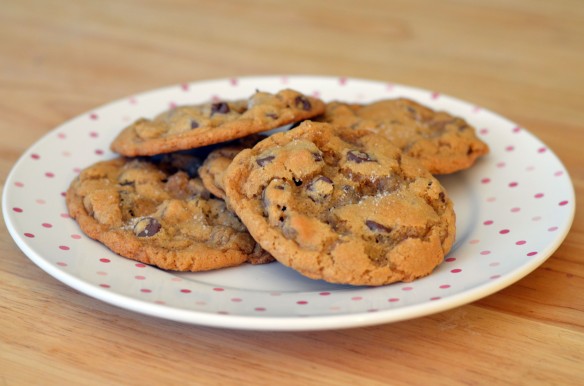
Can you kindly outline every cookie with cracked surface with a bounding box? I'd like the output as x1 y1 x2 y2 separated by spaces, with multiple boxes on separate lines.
223 121 456 286
110 88 325 156
66 156 273 271
320 98 489 174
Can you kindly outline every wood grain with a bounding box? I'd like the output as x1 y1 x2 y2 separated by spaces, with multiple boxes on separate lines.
1 0 583 384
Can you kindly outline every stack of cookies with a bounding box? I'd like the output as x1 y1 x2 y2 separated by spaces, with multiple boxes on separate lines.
66 88 488 286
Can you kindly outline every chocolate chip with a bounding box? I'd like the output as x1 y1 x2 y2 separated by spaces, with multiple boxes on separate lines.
211 102 230 115
294 96 311 111
293 178 303 186
134 217 161 237
190 120 199 129
365 220 392 233
312 152 323 162
347 150 375 163
256 155 275 167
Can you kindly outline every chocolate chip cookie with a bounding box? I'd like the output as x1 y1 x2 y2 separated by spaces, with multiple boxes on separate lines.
223 121 456 286
66 156 273 271
110 89 325 156
321 98 489 174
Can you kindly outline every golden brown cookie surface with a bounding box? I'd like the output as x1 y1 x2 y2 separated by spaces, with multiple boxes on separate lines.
66 156 273 271
111 89 325 156
321 98 489 174
224 121 456 286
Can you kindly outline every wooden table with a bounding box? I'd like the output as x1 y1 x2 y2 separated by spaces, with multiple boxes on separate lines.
1 0 583 384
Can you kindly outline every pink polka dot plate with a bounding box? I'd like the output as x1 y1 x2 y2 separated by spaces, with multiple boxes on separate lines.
2 76 575 331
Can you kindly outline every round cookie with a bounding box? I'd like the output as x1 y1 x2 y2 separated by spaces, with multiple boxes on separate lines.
66 156 273 271
321 98 489 174
223 121 456 286
111 88 325 156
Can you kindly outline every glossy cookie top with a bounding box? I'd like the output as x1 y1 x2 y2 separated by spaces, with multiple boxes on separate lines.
66 156 273 271
111 89 325 156
223 121 456 286
321 98 489 174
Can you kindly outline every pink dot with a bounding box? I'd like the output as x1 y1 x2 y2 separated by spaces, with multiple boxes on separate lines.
181 83 190 91
42 223 52 228
229 78 238 86
559 200 569 206
339 77 347 85
439 284 451 289
89 113 98 120
486 197 497 202
129 97 137 104
71 234 82 240
95 149 104 155
61 191 67 197
511 207 521 213
99 258 110 263
57 262 67 267
534 193 544 199
99 284 110 288
24 233 35 238
254 307 266 312
554 171 564 177
96 271 107 276
481 178 491 184
489 262 500 267
388 298 400 302
430 297 441 301
58 133 66 139
483 220 493 226
469 239 480 244
135 263 146 268
14 182 24 187
297 301 308 305
154 300 166 305
512 126 521 133
527 251 538 256
169 102 177 109
36 199 46 205
351 296 363 301
431 91 440 99
59 245 70 251
402 286 414 291
505 146 515 152
45 172 55 178
319 292 331 296
451 269 462 273
480 250 491 255
516 240 526 245
508 182 518 188
445 257 457 262
479 128 489 135
231 298 242 302
140 289 152 293
180 289 191 293
490 275 501 280
134 275 145 280
499 229 510 234
213 287 225 292
496 162 506 168
532 216 542 221
538 147 547 153
31 153 40 160
13 207 23 213
171 277 182 282
548 226 558 232
89 131 99 138
60 213 70 218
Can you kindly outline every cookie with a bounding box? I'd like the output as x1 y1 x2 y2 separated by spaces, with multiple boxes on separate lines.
198 135 266 200
66 156 273 271
321 98 489 174
110 88 325 156
223 121 456 286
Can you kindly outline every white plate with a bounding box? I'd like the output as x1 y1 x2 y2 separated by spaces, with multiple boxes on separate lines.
3 76 575 331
